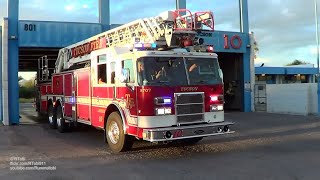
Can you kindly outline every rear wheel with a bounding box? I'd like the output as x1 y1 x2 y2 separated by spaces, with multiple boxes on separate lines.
48 104 56 129
106 112 133 153
56 106 68 133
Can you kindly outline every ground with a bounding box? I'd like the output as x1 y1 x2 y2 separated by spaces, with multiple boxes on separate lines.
0 103 319 180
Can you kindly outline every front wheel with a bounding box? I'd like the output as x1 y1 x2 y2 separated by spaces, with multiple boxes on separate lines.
106 112 133 153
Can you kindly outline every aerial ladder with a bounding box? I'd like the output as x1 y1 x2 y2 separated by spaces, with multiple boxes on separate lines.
54 9 214 73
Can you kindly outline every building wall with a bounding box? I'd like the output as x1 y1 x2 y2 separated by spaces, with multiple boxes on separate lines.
19 21 103 47
266 83 317 115
0 25 2 123
255 74 315 84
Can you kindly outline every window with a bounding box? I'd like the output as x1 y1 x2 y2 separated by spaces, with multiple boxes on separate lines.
97 55 107 84
122 59 135 83
97 64 107 84
110 62 116 84
257 75 266 81
301 75 308 83
98 55 106 63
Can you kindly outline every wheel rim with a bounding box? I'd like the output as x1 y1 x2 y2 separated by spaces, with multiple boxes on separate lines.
48 107 53 124
48 115 53 124
108 121 120 144
57 117 62 127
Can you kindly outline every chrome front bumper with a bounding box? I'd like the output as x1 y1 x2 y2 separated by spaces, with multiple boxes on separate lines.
142 121 234 142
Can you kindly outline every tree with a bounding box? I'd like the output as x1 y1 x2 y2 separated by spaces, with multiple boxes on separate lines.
18 76 24 82
19 79 35 99
23 79 35 88
250 32 259 60
286 60 308 66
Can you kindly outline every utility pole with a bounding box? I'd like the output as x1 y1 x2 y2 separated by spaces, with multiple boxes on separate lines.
315 0 320 115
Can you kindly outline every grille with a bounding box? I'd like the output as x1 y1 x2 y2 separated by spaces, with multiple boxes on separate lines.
175 92 204 124
176 104 203 114
176 93 203 104
177 114 204 123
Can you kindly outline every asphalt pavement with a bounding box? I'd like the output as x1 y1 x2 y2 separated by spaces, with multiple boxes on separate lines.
0 103 319 180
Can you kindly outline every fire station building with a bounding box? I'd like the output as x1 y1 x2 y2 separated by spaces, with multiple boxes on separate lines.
1 0 252 125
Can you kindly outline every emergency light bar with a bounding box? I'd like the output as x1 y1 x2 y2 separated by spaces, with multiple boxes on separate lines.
133 43 157 50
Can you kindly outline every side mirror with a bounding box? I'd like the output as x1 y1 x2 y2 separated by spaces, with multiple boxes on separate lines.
218 69 223 80
120 68 130 83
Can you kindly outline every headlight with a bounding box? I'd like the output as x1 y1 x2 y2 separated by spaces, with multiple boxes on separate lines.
154 97 172 105
155 107 172 115
210 104 224 112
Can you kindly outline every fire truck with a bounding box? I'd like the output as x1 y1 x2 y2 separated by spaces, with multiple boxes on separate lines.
35 9 234 153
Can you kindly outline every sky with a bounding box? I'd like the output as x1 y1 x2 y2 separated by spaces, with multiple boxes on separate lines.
0 0 319 79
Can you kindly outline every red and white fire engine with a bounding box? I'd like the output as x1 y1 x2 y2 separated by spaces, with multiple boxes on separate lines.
35 9 234 152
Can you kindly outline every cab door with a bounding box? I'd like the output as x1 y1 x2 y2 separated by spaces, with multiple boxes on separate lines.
90 49 109 128
117 59 138 119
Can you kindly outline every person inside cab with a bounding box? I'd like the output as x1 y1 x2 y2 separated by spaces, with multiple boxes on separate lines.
98 68 107 84
189 63 198 73
137 61 146 84
153 66 167 80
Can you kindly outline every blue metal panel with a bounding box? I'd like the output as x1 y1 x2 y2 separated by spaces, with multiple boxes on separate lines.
8 0 20 125
239 0 249 33
200 31 248 53
176 0 186 9
18 22 247 54
19 21 103 47
239 0 251 112
99 0 110 31
286 67 318 75
0 25 2 123
110 24 122 29
242 35 251 112
255 67 286 74
255 67 317 75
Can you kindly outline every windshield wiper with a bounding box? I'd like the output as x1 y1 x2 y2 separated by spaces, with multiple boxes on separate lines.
194 80 208 84
148 80 175 90
154 80 170 84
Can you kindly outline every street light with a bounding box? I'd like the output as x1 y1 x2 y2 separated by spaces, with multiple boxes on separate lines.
315 0 320 115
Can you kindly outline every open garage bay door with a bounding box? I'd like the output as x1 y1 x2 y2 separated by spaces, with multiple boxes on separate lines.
217 53 243 111
19 48 59 72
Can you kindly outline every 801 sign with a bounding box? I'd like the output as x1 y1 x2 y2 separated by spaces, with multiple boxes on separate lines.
24 24 36 31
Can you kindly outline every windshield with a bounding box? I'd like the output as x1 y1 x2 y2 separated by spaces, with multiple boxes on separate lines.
137 56 221 86
185 57 221 85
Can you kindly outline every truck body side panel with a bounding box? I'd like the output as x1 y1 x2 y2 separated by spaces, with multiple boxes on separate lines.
64 73 73 117
76 69 91 121
91 106 106 128
47 85 52 94
39 83 50 113
116 86 137 117
52 75 64 95
63 73 73 96
91 86 113 128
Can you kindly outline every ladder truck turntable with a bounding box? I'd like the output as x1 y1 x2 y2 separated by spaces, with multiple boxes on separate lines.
35 9 234 153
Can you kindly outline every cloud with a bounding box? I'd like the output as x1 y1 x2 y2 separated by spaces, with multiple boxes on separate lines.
255 57 272 64
64 4 75 11
310 46 319 55
248 0 317 65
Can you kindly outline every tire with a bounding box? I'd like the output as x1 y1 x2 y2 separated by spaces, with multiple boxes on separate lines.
48 104 57 129
56 106 68 133
106 112 133 153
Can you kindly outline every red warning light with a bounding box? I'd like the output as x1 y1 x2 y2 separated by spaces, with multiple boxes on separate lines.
207 46 214 52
